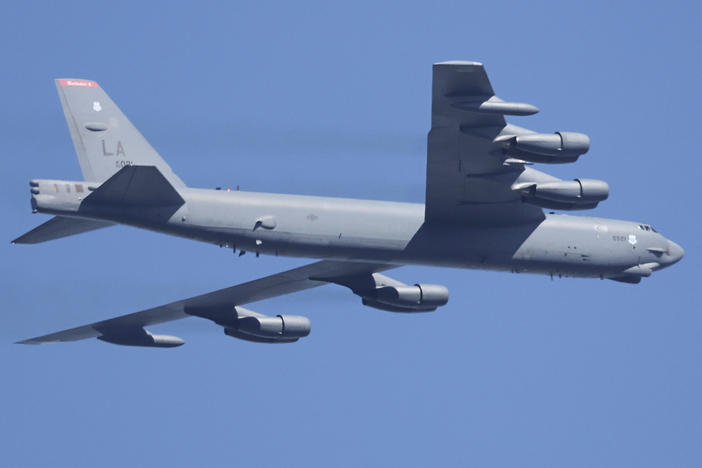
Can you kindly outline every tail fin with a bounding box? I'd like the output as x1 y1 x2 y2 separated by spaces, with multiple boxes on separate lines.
55 79 185 188
12 216 114 244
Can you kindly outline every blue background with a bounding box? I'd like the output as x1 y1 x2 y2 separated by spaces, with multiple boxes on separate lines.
2 1 699 466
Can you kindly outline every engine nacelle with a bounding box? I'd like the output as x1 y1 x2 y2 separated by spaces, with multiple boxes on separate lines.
224 313 310 343
519 178 609 210
241 314 310 338
365 284 449 312
504 131 590 163
187 306 311 344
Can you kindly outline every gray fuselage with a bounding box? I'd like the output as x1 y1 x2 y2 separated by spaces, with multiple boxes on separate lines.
31 180 684 279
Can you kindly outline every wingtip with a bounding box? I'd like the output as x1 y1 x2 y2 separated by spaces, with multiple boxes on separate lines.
16 338 54 345
12 235 32 245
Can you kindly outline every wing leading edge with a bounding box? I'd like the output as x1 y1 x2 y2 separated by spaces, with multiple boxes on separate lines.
18 260 395 345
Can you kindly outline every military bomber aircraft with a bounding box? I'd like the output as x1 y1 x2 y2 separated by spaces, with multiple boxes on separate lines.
14 62 684 347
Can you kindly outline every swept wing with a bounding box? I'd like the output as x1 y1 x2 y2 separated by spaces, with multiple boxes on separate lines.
18 260 395 344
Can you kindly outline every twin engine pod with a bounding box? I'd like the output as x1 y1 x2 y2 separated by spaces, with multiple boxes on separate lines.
514 178 609 211
224 311 311 343
502 131 590 163
362 284 449 313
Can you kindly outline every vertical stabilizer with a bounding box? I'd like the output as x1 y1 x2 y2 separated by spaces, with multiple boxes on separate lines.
55 79 185 187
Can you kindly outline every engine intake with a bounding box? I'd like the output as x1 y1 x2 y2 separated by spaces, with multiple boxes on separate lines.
504 131 590 163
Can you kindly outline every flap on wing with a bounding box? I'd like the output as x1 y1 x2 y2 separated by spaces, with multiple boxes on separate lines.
84 165 185 206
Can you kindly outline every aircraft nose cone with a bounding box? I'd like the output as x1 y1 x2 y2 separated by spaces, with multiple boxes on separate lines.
666 240 685 265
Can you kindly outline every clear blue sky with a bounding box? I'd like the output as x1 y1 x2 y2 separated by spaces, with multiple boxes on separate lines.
2 1 700 466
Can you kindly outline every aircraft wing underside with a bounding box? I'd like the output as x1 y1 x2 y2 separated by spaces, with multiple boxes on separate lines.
19 260 396 344
426 61 546 226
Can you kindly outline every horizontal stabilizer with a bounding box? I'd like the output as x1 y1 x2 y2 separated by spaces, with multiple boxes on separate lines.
12 216 114 244
85 165 185 206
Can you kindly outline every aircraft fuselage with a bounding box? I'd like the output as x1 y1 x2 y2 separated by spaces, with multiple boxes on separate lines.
30 180 683 280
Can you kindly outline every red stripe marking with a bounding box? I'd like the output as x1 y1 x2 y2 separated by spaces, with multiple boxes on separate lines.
59 79 99 88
